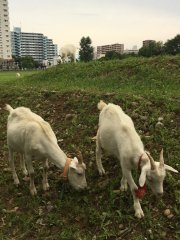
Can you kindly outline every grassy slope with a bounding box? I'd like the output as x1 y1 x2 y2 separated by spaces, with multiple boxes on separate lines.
1 55 180 97
0 56 179 240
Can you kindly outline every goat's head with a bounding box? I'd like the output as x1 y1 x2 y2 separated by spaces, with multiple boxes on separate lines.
68 151 87 191
57 55 63 64
139 149 178 196
58 50 65 60
60 53 65 59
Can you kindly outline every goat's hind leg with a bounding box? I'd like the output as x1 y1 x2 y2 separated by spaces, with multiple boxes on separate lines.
25 155 37 196
8 148 20 186
42 159 50 191
19 154 28 176
96 131 105 175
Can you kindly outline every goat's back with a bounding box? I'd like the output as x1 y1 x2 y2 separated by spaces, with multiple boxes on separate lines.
98 103 143 156
7 106 57 149
99 103 134 129
60 44 76 55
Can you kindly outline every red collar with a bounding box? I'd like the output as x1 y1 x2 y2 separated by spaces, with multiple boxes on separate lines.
60 158 72 181
135 153 147 199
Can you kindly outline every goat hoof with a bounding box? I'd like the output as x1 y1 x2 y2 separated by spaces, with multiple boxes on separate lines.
135 210 144 218
43 183 50 191
14 179 20 186
30 188 37 196
98 168 105 176
120 183 128 191
23 170 28 176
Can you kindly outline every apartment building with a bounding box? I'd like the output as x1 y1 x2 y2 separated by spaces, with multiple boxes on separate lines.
96 43 124 58
11 27 58 64
0 0 12 59
124 45 139 55
142 40 155 47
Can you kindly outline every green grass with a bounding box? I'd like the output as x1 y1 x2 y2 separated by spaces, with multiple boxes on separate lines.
1 55 180 98
0 55 179 240
0 70 37 86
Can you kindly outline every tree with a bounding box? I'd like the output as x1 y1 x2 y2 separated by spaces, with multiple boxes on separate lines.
12 55 40 69
139 41 163 57
21 56 35 69
79 36 93 62
164 34 180 55
105 51 122 60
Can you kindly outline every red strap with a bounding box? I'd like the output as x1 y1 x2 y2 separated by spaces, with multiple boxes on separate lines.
135 185 147 199
60 158 72 181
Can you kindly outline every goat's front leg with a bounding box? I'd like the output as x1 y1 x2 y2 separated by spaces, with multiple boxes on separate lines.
96 132 105 175
8 148 20 186
42 159 49 191
120 175 128 191
132 191 144 218
122 169 144 218
25 155 37 196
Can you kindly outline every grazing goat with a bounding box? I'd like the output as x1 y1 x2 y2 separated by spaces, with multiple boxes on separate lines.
5 104 87 195
59 44 76 63
96 100 178 218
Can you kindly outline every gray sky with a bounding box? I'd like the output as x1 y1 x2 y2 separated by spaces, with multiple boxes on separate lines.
9 0 180 50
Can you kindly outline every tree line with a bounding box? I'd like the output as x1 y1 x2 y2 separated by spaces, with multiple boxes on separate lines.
10 34 179 69
138 34 180 57
79 34 180 61
100 34 180 60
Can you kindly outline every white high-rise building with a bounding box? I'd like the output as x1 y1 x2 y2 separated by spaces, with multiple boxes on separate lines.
0 0 12 59
11 27 58 64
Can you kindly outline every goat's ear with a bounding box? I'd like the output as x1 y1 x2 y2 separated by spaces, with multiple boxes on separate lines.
73 157 79 164
164 164 178 173
139 168 147 187
70 158 78 169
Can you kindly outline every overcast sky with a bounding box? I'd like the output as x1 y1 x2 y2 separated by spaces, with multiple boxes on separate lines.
8 0 180 50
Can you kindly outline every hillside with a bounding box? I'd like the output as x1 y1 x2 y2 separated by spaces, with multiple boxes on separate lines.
0 56 179 240
1 55 180 98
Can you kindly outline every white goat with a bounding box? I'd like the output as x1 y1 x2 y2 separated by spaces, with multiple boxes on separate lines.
59 44 76 63
96 100 178 218
5 104 87 195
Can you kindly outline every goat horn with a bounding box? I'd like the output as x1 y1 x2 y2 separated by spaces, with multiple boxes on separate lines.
159 149 164 168
77 151 83 164
146 152 156 170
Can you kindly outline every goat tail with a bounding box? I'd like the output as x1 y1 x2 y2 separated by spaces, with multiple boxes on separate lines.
97 100 107 111
5 104 14 113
